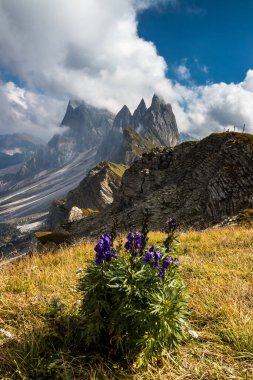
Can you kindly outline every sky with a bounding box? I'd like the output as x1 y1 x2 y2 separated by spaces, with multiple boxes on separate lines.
0 0 253 140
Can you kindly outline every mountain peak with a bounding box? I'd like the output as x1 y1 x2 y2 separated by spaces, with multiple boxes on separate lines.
120 105 132 115
137 98 147 111
113 105 132 129
151 93 165 111
68 99 81 110
133 98 147 125
134 98 147 115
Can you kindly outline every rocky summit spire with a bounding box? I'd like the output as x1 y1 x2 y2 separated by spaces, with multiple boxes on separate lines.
140 94 179 147
133 98 147 129
134 98 147 116
150 93 165 111
113 105 132 129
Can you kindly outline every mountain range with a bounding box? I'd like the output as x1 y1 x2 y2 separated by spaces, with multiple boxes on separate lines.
0 95 181 220
0 94 187 256
1 93 252 256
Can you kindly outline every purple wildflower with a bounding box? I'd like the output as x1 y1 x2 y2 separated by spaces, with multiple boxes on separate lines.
154 251 161 268
124 231 144 255
144 245 161 268
144 245 155 262
158 256 180 279
158 257 172 279
95 234 117 265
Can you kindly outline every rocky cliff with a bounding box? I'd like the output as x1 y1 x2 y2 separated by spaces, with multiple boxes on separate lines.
68 132 253 238
45 161 127 231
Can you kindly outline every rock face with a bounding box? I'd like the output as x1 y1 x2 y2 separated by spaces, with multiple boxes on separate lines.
96 94 180 164
68 206 84 223
137 95 179 147
45 161 127 231
69 132 253 237
19 101 114 177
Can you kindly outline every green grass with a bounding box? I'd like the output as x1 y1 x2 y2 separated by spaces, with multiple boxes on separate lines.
107 162 128 177
0 226 253 379
80 208 98 217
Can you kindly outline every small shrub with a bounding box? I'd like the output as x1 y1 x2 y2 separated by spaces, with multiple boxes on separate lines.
78 219 187 367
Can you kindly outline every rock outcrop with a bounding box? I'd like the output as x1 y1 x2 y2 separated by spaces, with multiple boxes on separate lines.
45 161 127 231
69 132 253 238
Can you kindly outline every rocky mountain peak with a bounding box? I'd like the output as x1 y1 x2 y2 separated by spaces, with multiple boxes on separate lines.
133 98 147 120
113 105 132 129
141 94 179 147
150 93 165 112
96 94 180 163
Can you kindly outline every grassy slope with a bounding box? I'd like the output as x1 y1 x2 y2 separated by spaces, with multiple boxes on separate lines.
0 226 252 379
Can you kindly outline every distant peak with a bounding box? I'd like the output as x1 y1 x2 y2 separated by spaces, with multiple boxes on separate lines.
137 98 147 112
151 93 165 110
121 105 131 113
68 99 81 109
113 105 132 129
116 105 132 118
133 98 147 121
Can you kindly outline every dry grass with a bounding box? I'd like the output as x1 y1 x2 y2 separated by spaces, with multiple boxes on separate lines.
0 226 252 379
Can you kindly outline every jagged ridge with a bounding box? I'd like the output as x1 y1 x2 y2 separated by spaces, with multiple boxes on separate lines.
45 161 128 231
68 132 253 238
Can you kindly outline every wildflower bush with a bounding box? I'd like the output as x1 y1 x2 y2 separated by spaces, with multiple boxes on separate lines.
78 219 187 366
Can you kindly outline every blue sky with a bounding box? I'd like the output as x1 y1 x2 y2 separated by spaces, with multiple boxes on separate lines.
138 0 253 85
0 0 253 139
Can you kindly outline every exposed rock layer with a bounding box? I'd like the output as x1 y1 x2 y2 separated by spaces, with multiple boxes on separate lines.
69 133 253 237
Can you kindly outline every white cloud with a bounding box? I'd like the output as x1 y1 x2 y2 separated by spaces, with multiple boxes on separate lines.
133 0 176 10
175 64 191 80
0 0 252 140
0 0 176 114
176 72 253 136
0 81 65 140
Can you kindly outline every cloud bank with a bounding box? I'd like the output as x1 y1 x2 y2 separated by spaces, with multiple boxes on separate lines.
0 0 252 139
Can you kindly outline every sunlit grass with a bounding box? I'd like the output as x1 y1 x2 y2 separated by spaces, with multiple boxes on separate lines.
0 226 252 379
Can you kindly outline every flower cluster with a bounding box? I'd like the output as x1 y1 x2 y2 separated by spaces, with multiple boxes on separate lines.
124 232 143 255
158 257 179 279
93 219 180 280
144 245 161 268
95 234 116 265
